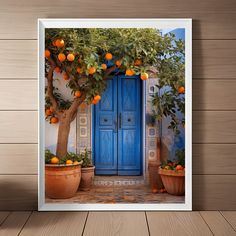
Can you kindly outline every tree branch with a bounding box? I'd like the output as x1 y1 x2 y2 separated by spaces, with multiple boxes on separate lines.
103 65 117 80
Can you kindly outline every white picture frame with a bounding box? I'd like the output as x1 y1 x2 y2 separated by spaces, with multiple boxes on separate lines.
38 18 192 211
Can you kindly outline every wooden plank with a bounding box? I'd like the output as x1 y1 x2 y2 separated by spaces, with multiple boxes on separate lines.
193 80 236 110
221 211 236 231
0 80 37 110
0 175 37 210
0 212 9 225
0 212 31 236
193 175 236 210
0 144 37 174
1 40 236 79
200 211 236 236
193 40 236 79
84 212 149 236
0 40 37 79
0 111 37 143
193 144 236 175
0 1 236 39
20 211 87 236
146 211 212 235
193 111 236 143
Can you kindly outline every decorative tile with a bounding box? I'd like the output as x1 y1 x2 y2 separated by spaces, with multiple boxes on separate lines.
79 116 87 125
148 138 156 148
148 150 156 161
148 127 156 137
79 126 87 137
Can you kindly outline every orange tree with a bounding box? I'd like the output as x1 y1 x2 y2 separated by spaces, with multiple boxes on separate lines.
44 28 184 158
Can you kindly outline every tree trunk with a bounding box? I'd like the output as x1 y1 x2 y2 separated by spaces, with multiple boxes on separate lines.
56 117 71 158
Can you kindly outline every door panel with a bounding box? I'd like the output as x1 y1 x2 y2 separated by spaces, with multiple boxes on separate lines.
118 75 141 175
94 78 118 175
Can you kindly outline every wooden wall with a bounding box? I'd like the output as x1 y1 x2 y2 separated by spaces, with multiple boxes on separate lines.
0 0 235 210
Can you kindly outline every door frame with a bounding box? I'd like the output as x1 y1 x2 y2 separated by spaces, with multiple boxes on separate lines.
91 76 146 178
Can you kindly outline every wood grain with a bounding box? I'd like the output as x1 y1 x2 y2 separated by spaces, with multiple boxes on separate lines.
0 80 37 110
193 175 236 210
193 80 236 110
20 211 87 236
200 211 236 236
0 0 236 39
221 211 236 231
0 111 37 143
0 212 9 225
0 175 37 210
193 144 236 175
0 212 31 236
193 111 236 143
0 144 37 174
84 212 149 236
147 211 212 235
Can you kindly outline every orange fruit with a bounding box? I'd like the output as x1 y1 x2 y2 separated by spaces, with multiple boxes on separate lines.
91 99 98 105
88 67 96 75
74 90 82 97
52 40 57 46
66 160 73 165
152 188 158 193
76 67 81 73
94 95 101 101
58 53 66 62
45 109 52 116
178 86 185 94
105 52 113 60
134 59 142 66
125 69 135 76
67 53 75 62
176 165 184 171
73 161 80 165
51 156 59 164
54 67 61 73
101 64 107 70
63 73 69 80
45 49 50 58
140 72 149 80
80 103 87 109
50 117 59 124
115 60 122 67
55 39 64 48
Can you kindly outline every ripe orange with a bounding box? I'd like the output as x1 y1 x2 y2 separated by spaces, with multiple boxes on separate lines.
63 73 69 80
55 39 64 48
152 188 158 193
105 52 113 60
52 40 57 46
45 109 52 116
134 59 142 66
50 117 59 124
140 72 149 80
88 67 96 75
45 49 50 58
74 90 82 97
54 67 61 73
115 60 122 67
58 53 66 62
66 160 73 165
91 99 98 105
51 156 59 164
101 64 107 70
67 53 75 62
176 165 184 171
94 95 101 101
178 86 185 94
76 67 81 73
125 69 135 76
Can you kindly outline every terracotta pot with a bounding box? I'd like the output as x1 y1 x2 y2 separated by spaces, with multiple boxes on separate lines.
79 166 95 191
148 161 163 193
159 168 185 196
45 162 82 199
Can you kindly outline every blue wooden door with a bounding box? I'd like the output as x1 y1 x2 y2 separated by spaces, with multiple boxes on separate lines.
94 75 141 175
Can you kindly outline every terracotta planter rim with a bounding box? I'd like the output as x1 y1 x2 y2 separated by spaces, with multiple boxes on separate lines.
82 165 95 170
45 161 83 167
159 167 185 177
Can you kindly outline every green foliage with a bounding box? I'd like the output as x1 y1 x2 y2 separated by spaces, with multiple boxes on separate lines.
175 148 185 166
45 149 54 164
80 148 93 168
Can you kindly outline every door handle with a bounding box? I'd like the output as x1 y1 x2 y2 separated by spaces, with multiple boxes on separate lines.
114 118 117 133
119 113 122 129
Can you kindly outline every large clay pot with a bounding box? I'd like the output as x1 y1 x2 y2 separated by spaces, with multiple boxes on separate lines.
79 166 95 191
148 161 163 193
45 162 82 199
159 168 185 196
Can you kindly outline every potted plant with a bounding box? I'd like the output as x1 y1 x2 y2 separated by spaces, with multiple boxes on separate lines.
159 149 185 195
79 148 95 191
45 150 83 199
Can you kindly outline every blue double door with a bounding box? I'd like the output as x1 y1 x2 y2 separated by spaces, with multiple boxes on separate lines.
93 75 142 175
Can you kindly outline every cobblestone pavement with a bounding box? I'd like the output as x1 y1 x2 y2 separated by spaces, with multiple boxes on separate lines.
46 178 185 204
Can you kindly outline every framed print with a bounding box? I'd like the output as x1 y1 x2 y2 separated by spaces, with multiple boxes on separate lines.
38 19 192 211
